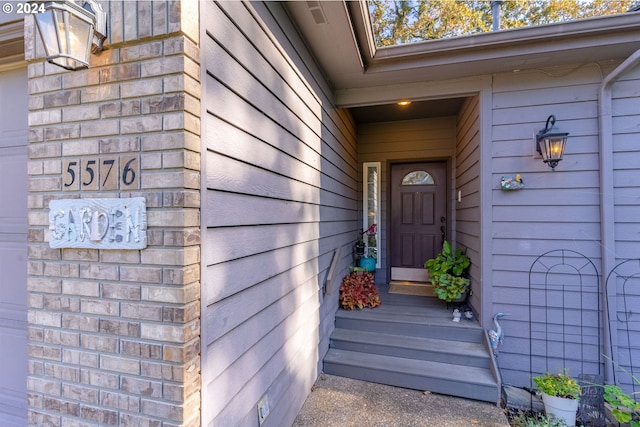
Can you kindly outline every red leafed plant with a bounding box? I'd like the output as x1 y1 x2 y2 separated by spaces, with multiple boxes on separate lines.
339 271 381 310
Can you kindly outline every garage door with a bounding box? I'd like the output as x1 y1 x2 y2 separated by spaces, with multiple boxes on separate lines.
0 66 27 426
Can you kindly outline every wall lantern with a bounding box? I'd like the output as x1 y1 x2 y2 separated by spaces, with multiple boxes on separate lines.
535 115 569 170
34 0 107 71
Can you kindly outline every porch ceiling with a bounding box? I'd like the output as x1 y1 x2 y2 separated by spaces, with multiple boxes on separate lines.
285 1 640 114
349 97 467 124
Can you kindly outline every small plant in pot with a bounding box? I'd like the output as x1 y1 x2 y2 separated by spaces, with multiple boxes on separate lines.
424 240 471 302
533 370 581 426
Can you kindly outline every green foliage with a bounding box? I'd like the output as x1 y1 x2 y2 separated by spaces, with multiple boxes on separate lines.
511 412 570 427
532 370 581 400
424 241 470 302
604 385 640 427
369 0 636 46
431 274 470 302
602 357 640 426
339 271 381 310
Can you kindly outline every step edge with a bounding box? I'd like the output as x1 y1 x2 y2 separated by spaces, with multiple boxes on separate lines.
324 349 497 387
336 311 482 330
330 329 489 359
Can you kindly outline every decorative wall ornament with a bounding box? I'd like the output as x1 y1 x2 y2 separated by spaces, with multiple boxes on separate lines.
500 174 525 191
49 197 147 249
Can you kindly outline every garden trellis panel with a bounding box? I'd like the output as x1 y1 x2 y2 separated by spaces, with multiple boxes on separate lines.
528 250 603 381
606 259 640 395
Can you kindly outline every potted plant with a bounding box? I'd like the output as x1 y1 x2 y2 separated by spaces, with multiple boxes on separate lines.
424 240 471 302
339 268 381 310
357 224 377 272
533 370 581 426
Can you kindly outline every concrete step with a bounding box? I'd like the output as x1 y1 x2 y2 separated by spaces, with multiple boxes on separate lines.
330 328 491 368
324 348 499 403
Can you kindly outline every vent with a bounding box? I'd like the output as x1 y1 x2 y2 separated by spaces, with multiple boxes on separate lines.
307 1 327 24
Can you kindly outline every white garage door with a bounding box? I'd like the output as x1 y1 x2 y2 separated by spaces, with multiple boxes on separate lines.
0 66 27 426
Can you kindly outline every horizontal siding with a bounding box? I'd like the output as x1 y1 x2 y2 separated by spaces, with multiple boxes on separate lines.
200 2 357 426
490 64 607 387
357 117 458 282
456 96 481 313
610 62 640 391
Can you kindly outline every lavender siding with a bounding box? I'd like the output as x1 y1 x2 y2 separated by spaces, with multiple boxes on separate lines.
610 62 640 389
200 2 357 426
612 64 640 259
455 97 482 312
489 63 618 386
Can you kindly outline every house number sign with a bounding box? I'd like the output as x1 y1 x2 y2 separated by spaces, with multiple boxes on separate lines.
63 155 139 191
49 198 147 249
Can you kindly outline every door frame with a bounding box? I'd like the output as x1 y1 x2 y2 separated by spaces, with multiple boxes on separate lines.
386 158 452 283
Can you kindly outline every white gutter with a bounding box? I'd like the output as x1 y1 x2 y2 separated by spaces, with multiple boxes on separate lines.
598 48 640 384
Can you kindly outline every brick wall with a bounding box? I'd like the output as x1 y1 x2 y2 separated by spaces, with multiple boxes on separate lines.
25 1 201 426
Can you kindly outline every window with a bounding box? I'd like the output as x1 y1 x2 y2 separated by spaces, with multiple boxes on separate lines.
401 170 435 186
363 162 380 268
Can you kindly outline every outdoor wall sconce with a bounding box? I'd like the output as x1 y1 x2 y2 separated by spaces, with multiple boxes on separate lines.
34 0 107 71
535 115 569 170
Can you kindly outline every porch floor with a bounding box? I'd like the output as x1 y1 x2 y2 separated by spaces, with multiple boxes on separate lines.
378 282 473 321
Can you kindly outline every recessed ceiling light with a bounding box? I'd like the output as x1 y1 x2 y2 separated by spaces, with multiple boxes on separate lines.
397 100 411 106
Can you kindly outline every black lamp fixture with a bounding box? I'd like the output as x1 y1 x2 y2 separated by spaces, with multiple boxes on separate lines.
536 115 569 170
34 0 107 71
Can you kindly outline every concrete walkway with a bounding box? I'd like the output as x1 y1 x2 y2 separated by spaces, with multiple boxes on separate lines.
293 374 511 427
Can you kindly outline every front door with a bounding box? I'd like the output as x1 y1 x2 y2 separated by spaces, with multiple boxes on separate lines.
390 162 447 283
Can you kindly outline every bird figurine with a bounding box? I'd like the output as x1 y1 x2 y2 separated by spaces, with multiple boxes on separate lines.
488 312 506 356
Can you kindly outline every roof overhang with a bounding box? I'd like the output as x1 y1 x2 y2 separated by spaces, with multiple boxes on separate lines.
285 1 640 109
0 19 25 69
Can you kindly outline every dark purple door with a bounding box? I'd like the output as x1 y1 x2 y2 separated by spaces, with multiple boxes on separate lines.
390 162 447 280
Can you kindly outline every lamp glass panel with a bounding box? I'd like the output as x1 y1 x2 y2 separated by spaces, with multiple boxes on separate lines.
35 10 60 56
66 12 93 59
546 137 566 161
551 138 566 159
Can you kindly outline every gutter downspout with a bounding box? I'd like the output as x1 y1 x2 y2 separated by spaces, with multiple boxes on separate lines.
598 48 640 384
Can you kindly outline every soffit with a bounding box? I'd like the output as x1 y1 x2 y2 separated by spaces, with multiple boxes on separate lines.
0 19 25 69
285 2 640 107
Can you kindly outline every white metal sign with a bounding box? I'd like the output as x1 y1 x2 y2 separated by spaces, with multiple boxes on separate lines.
49 197 147 249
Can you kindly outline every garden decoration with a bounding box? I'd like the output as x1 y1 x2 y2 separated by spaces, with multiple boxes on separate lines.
488 312 506 356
